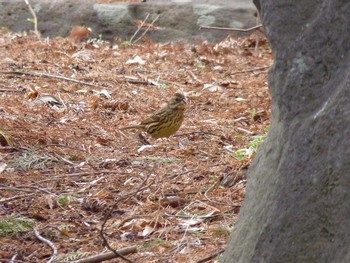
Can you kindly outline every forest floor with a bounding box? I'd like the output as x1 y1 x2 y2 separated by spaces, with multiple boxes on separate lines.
0 29 272 262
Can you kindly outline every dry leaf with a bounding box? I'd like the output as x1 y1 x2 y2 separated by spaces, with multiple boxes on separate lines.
96 137 109 146
27 85 39 99
125 55 146 65
0 162 7 173
69 26 91 43
0 129 13 146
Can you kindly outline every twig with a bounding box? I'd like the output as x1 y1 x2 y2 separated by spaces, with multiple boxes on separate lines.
174 131 234 142
9 254 17 263
204 178 236 207
0 185 55 195
125 79 151 85
199 24 262 32
99 175 152 262
0 193 35 204
0 186 33 193
60 170 129 178
196 249 225 263
71 246 137 263
203 176 243 207
34 144 87 152
188 71 201 83
75 176 106 194
166 168 198 179
230 66 270 75
33 227 58 263
0 89 24 92
133 15 160 44
24 0 40 38
164 211 227 219
0 70 100 87
99 206 133 263
129 13 150 43
235 127 255 135
28 170 133 186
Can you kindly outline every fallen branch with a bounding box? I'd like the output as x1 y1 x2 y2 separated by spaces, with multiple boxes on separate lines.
71 246 137 263
33 227 58 263
0 70 100 87
199 24 262 32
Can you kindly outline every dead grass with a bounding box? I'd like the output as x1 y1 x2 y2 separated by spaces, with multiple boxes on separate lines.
0 29 272 262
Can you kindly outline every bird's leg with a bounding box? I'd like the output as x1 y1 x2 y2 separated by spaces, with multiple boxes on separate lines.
138 132 151 145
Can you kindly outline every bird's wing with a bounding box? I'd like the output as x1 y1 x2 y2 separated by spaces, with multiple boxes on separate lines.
140 108 166 125
140 114 161 125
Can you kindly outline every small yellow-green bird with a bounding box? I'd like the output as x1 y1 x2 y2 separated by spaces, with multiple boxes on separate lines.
121 92 186 138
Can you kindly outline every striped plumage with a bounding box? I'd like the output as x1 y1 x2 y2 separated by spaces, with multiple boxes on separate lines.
121 92 186 138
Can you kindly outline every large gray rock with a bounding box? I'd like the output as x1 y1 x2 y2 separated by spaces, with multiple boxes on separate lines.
222 1 350 263
0 0 257 42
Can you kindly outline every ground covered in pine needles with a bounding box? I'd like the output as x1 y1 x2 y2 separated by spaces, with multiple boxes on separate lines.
0 29 272 262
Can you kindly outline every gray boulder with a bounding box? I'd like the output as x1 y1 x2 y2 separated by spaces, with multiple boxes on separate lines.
0 0 257 42
222 1 350 262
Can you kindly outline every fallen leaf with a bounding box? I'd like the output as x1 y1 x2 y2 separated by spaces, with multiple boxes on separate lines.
96 137 109 146
125 55 146 65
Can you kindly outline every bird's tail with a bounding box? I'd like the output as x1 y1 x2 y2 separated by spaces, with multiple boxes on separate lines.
120 125 143 130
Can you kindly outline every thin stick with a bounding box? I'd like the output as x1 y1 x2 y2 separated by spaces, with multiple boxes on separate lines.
196 249 225 263
24 0 40 38
174 131 234 142
10 254 18 263
133 15 160 44
0 89 23 92
35 143 87 152
99 204 133 262
199 24 262 32
0 185 55 195
164 211 228 219
0 193 35 204
71 246 137 263
33 227 58 263
0 70 100 87
129 13 150 43
230 66 270 75
125 79 151 85
99 176 153 263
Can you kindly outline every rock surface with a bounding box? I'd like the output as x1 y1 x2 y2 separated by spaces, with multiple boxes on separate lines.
222 0 350 262
0 0 257 42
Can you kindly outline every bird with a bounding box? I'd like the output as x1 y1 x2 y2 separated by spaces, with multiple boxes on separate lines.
121 92 186 138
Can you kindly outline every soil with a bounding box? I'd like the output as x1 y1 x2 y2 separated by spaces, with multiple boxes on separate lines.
0 29 272 262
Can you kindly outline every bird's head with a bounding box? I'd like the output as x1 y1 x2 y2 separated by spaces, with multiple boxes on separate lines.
169 92 187 110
